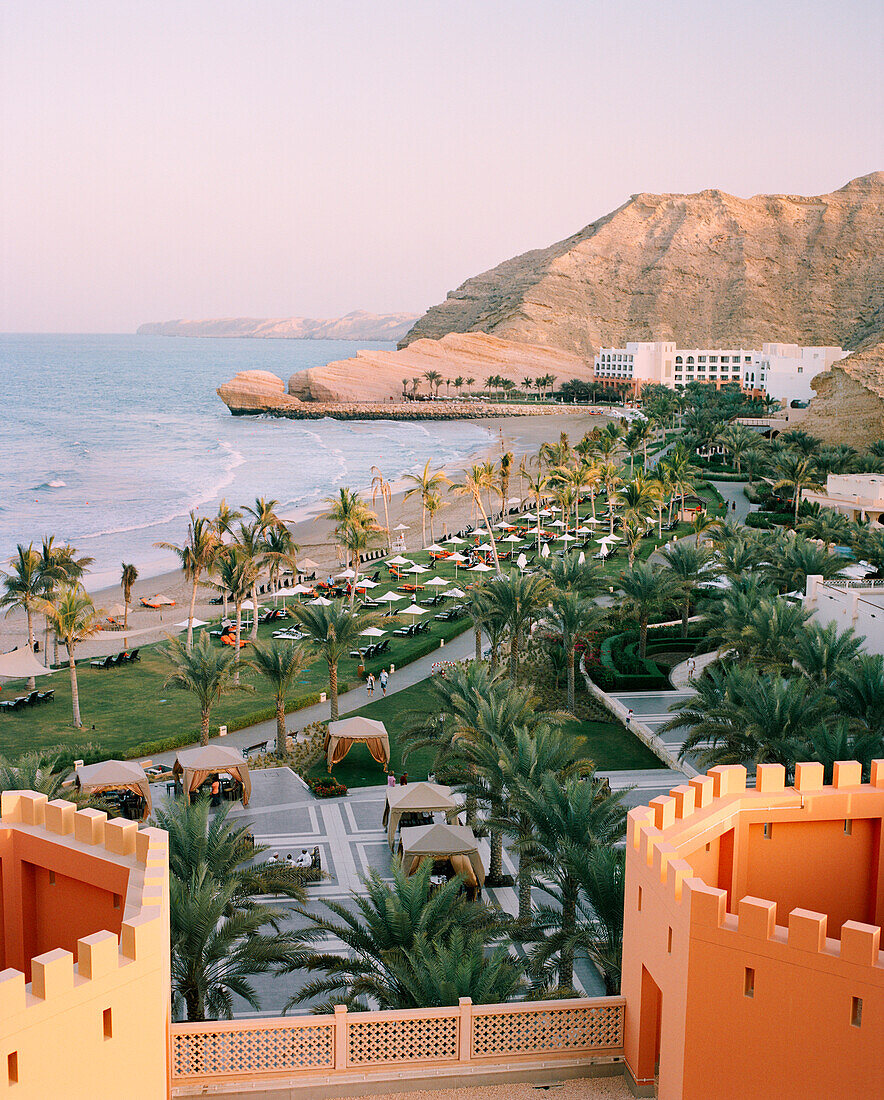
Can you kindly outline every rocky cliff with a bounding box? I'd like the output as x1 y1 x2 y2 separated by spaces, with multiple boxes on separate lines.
285 332 592 403
401 174 884 359
138 310 421 342
800 341 884 446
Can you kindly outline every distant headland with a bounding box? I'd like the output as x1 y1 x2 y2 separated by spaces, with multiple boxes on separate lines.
137 310 421 342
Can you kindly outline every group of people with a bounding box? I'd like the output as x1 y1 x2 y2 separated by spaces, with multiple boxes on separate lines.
268 849 313 868
365 667 390 697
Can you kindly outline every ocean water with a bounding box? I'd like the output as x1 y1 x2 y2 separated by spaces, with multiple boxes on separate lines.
0 334 491 588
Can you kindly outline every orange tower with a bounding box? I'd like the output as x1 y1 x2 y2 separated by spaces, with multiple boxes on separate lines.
621 761 884 1099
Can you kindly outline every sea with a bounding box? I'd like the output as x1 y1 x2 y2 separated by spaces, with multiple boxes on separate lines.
0 334 492 589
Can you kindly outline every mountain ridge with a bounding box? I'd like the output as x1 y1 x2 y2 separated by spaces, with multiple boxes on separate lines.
138 309 421 342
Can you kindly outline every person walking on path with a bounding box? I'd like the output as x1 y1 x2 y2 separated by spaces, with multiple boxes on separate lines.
366 672 375 697
380 667 389 696
687 657 696 681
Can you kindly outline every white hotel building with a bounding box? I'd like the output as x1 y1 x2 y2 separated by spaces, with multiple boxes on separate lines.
593 340 843 404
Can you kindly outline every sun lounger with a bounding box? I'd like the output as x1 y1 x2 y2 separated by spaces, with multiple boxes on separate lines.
36 689 55 703
90 655 114 670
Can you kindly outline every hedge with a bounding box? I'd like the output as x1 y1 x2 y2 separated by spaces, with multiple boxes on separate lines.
745 511 795 530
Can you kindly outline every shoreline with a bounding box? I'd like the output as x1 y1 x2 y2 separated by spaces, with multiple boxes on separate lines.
0 411 615 657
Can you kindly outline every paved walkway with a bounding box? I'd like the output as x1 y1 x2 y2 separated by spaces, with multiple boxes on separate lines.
669 650 719 690
708 478 754 522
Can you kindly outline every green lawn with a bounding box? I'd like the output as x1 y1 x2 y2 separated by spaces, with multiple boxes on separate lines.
307 680 665 789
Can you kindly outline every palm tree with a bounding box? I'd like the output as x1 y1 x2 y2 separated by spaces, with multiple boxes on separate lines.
480 571 551 684
170 867 299 1021
452 465 501 570
245 641 310 756
424 491 444 543
498 450 514 514
453 376 465 399
528 844 625 994
660 542 714 636
618 562 677 658
213 499 242 540
658 443 698 520
522 468 549 551
514 773 626 989
780 428 821 456
521 377 534 399
612 473 662 558
464 376 475 396
770 452 825 521
402 461 447 547
322 488 377 573
423 369 443 397
156 513 219 650
1 544 45 686
370 465 392 546
761 535 845 593
705 594 811 675
797 508 856 550
544 591 603 712
212 545 256 681
291 600 378 719
0 751 98 807
830 652 884 751
541 554 601 598
153 796 306 911
716 423 760 474
162 632 249 745
789 620 864 686
234 521 270 641
36 536 93 664
38 585 102 727
120 562 138 632
263 524 300 598
285 862 505 1011
244 496 284 533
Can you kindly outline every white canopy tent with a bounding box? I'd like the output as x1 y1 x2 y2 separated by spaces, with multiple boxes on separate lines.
325 716 390 771
382 782 460 850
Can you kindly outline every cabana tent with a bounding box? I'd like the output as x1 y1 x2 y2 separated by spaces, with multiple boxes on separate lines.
382 781 460 850
0 646 51 681
325 716 390 771
75 760 152 820
173 745 251 806
398 822 485 887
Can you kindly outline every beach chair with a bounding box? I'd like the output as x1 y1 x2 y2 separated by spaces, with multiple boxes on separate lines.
36 689 55 704
90 655 113 670
127 649 140 662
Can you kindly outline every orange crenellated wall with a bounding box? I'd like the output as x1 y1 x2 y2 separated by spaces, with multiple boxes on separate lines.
621 761 884 1100
0 791 170 1099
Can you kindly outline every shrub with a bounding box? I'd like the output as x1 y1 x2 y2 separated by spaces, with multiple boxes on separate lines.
307 776 348 798
745 511 795 530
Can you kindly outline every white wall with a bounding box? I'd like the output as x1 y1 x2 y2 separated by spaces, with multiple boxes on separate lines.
805 575 884 656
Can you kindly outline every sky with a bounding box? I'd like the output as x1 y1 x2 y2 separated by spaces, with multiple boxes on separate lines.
1 0 882 333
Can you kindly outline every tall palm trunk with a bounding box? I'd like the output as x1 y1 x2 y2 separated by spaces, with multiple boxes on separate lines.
475 626 482 662
200 706 211 747
566 647 575 712
559 880 578 988
488 798 503 882
275 697 286 756
328 660 339 719
639 616 649 659
233 600 243 684
517 818 533 925
68 645 82 728
682 595 690 638
187 574 200 651
25 610 36 690
509 629 520 684
250 582 260 639
475 496 501 572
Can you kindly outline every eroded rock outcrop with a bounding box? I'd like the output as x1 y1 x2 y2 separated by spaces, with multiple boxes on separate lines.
401 174 884 358
285 332 591 403
801 342 884 445
216 371 304 415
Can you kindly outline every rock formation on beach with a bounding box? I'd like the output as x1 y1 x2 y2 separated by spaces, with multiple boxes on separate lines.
286 332 592 403
400 173 884 359
138 310 421 342
800 341 884 446
216 370 304 414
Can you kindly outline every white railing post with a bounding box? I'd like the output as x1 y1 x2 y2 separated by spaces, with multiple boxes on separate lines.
458 997 473 1064
334 1004 348 1070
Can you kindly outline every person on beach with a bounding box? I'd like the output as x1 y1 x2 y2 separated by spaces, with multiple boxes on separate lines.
366 672 375 697
380 668 389 696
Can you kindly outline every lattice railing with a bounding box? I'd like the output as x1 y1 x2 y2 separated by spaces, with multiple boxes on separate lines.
170 997 625 1084
472 1000 623 1057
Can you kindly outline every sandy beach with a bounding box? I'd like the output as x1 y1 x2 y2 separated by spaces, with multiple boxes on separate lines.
1 411 614 658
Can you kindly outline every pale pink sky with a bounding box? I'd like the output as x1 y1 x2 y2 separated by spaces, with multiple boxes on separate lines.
1 0 882 333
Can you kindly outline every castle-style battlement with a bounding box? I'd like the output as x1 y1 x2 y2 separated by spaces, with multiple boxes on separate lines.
622 761 884 1100
0 790 169 1098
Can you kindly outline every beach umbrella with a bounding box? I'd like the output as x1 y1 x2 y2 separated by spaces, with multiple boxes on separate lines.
607 534 623 541
538 509 552 517
388 555 411 565
549 506 562 513
470 563 493 573
291 583 312 595
444 587 466 598
520 512 537 520
584 517 601 526
540 544 550 559
356 579 378 589
595 537 612 545
425 543 446 552
406 563 429 574
502 533 523 543
516 553 527 570
402 603 429 618
425 577 450 587
173 617 210 629
444 536 466 545
106 602 127 618
296 558 323 574
471 527 489 537
394 523 409 531
575 526 592 535
507 497 521 506
447 552 466 562
360 627 387 637
578 552 586 565
336 569 356 579
558 533 576 542
309 596 332 606
549 519 567 528
494 522 512 530
376 590 406 603
473 544 495 554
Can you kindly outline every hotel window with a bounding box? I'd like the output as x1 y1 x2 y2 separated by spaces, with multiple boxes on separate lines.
720 356 729 363
675 356 683 364
699 355 706 362
797 367 803 373
710 355 718 363
686 356 694 364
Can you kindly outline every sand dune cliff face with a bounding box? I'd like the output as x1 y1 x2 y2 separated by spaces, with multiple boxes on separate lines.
401 173 884 359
